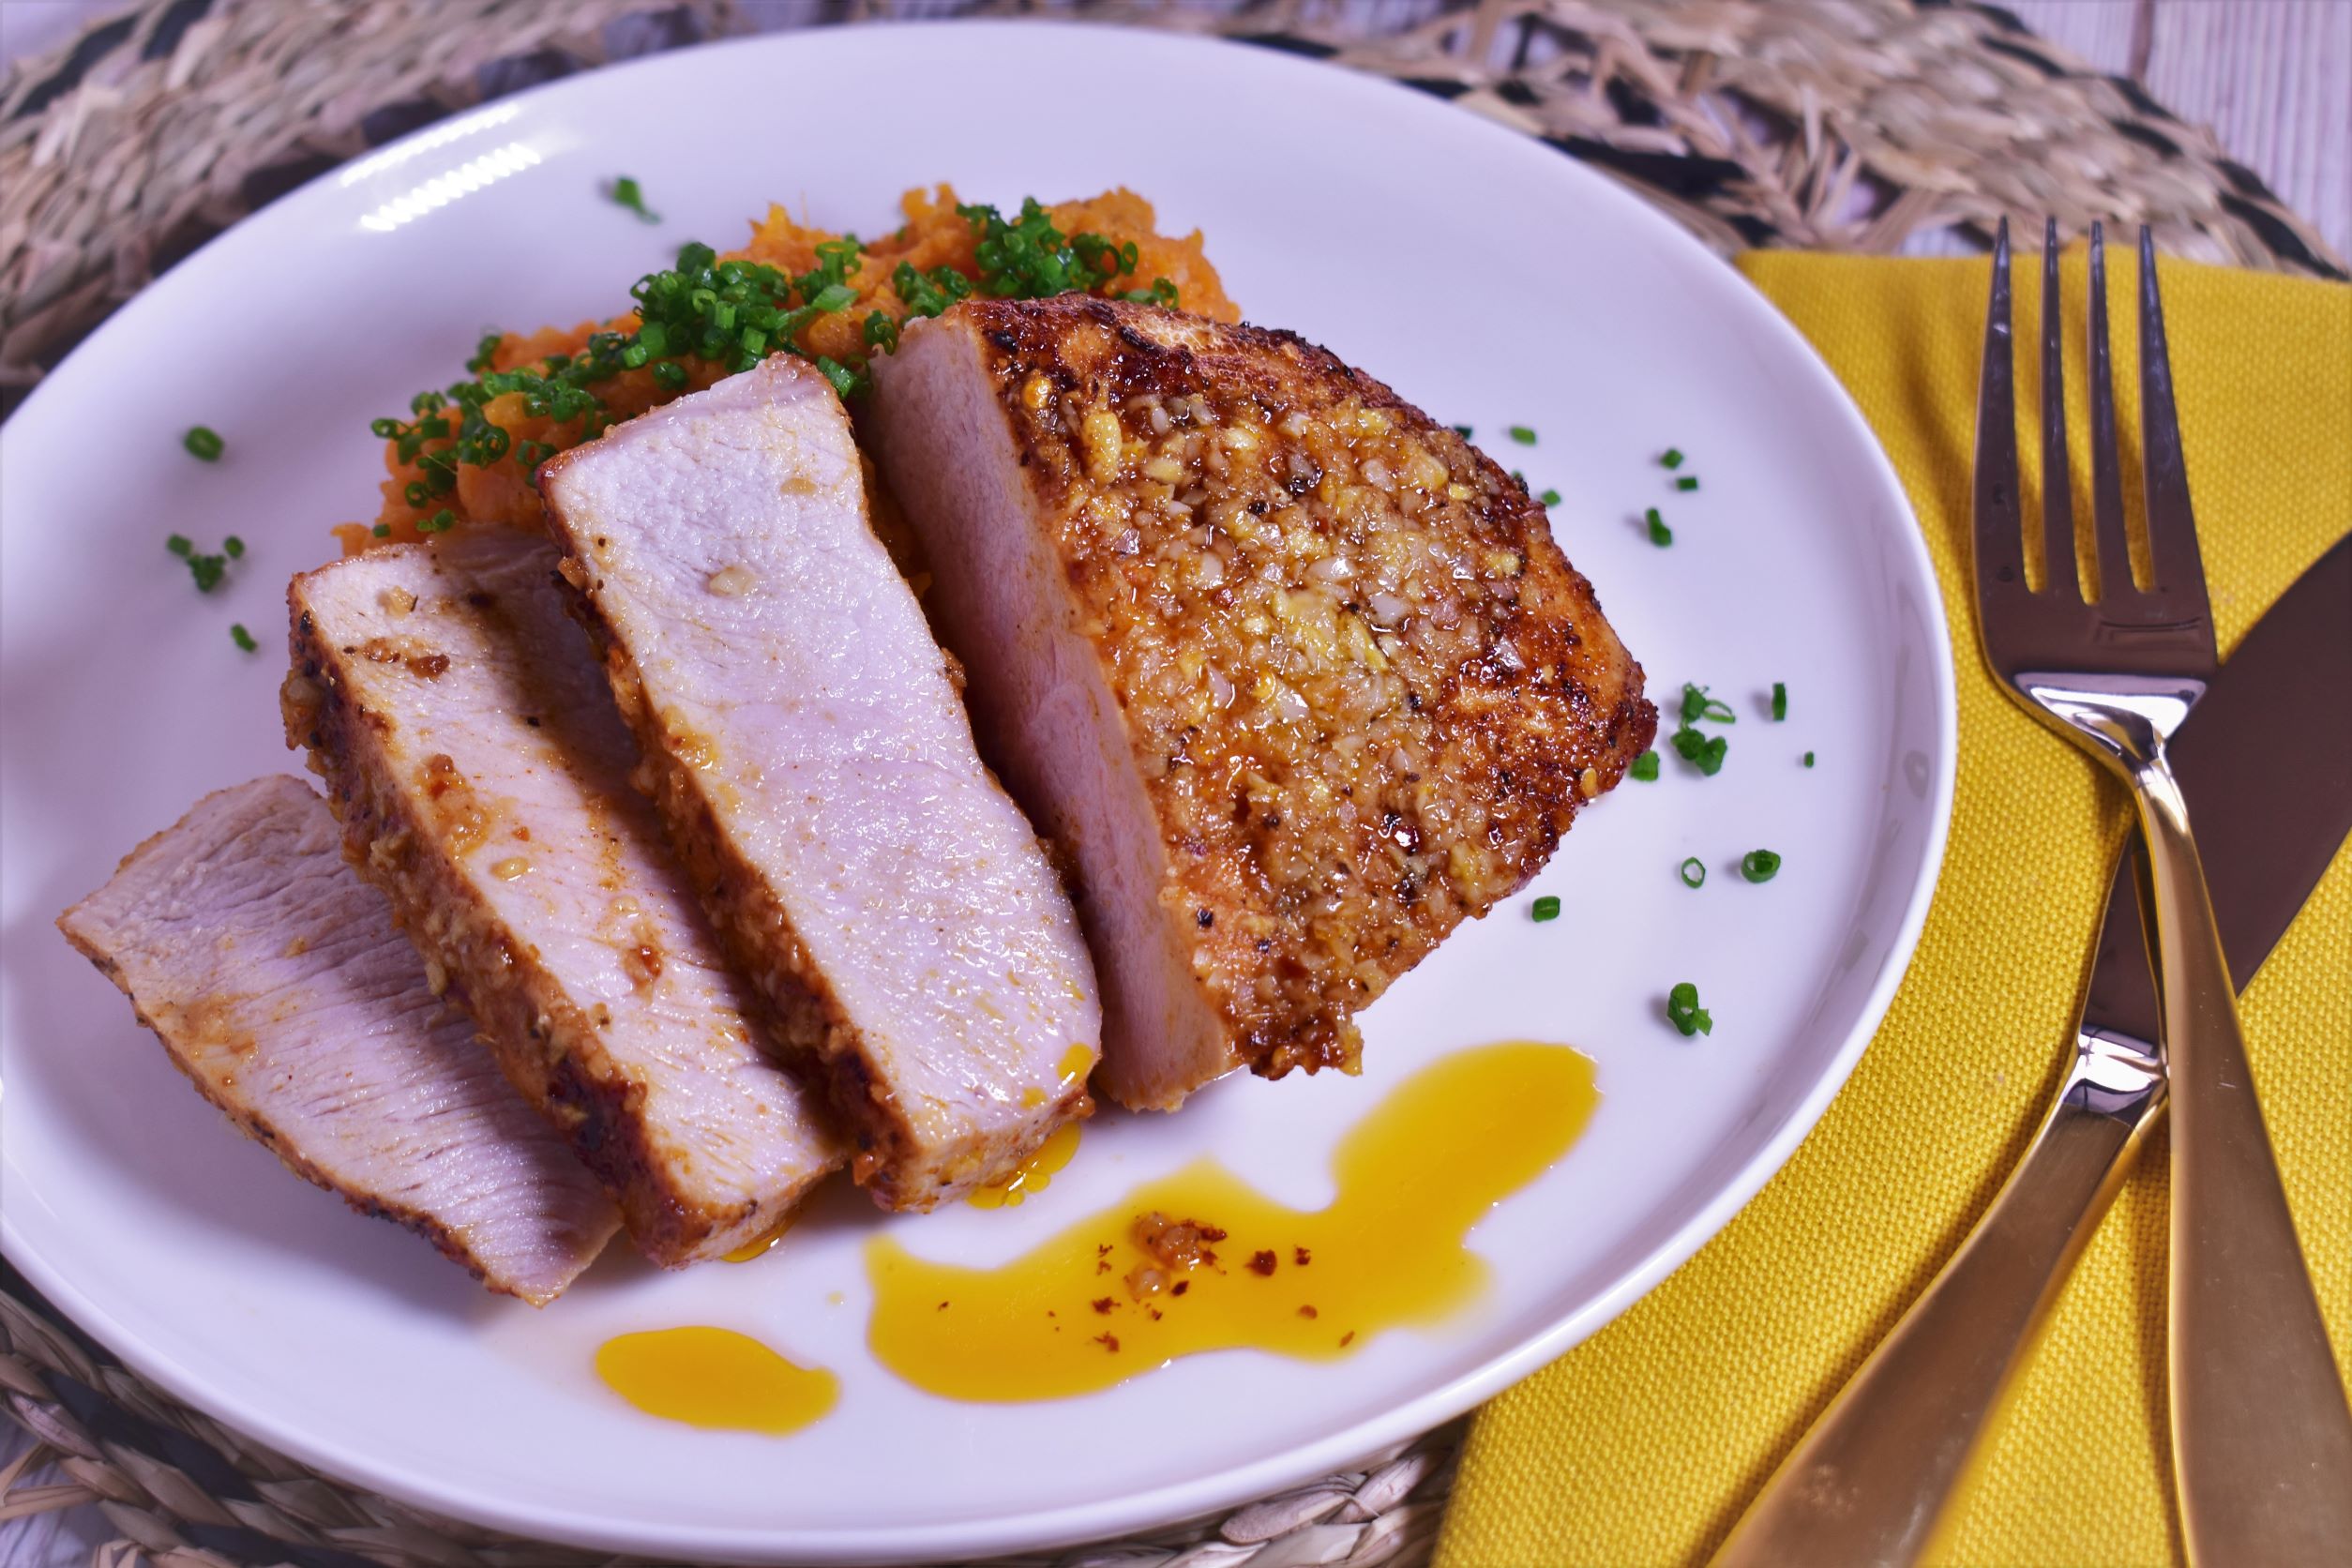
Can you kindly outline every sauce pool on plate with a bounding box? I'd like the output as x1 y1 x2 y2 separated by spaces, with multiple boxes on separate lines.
867 1041 1597 1401
595 1327 837 1435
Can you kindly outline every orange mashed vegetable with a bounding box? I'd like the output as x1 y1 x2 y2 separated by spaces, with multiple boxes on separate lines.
339 186 1237 555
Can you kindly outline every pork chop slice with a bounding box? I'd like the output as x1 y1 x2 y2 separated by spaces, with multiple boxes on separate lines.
56 776 618 1305
285 529 841 1263
539 355 1101 1211
867 297 1657 1111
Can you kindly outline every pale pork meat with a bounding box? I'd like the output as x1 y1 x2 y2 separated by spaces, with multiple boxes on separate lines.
56 776 618 1304
284 530 841 1263
539 356 1101 1210
868 297 1656 1110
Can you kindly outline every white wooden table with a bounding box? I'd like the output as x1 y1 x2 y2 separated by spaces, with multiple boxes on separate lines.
1 3 2344 1564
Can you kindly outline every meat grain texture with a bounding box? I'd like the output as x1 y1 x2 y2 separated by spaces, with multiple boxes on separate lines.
540 356 1102 1210
285 531 840 1264
56 776 619 1304
869 297 1656 1110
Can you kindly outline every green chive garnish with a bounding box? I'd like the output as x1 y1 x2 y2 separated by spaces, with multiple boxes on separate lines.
230 623 257 653
222 535 246 560
1666 981 1712 1037
416 509 457 534
1803 751 1816 767
1646 507 1671 547
1661 448 1684 470
1741 849 1782 883
1452 424 1472 440
372 523 392 537
1771 682 1787 721
1629 749 1660 781
1539 488 1561 506
1675 475 1698 491
1681 683 1736 726
1670 727 1728 776
183 426 224 461
610 176 660 224
1507 425 1537 445
167 535 194 558
1531 895 1561 923
1679 857 1706 888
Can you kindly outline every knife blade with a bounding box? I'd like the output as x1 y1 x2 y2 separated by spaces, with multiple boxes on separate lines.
2085 529 2352 1041
1713 529 2352 1568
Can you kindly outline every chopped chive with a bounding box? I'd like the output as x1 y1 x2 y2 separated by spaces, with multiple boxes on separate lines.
230 623 258 653
1538 488 1562 506
183 426 224 461
167 534 194 558
1681 683 1737 726
1507 425 1537 445
1452 424 1473 440
1802 750 1816 767
371 523 392 537
1666 981 1712 1037
222 535 246 560
1670 726 1728 776
1629 749 1660 781
609 176 660 224
1530 895 1561 923
1646 507 1672 547
1661 447 1684 470
1679 857 1706 889
1771 682 1787 721
1741 849 1782 883
416 509 456 534
1675 475 1698 491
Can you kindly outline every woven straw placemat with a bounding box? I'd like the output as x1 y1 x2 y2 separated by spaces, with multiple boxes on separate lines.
2 3 2340 1564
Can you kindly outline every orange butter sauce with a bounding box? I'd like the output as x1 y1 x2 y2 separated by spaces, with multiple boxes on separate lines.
595 1327 837 1435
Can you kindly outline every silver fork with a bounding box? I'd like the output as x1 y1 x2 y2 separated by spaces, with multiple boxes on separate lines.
1973 219 2352 1563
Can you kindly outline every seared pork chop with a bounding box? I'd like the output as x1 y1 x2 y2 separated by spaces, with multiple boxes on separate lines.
539 356 1101 1210
868 297 1655 1110
285 530 841 1263
57 776 618 1304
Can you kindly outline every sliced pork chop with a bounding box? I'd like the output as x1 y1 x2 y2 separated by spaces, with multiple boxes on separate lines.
868 297 1657 1111
56 776 618 1305
285 529 841 1263
539 356 1101 1211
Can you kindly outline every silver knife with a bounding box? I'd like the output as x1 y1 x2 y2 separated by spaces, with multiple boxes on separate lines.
1713 532 2352 1567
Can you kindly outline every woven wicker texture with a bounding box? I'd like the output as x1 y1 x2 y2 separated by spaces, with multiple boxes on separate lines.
1 2 2338 1565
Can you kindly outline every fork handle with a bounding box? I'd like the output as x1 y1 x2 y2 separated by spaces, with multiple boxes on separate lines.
2134 760 2352 1565
1710 1044 2163 1568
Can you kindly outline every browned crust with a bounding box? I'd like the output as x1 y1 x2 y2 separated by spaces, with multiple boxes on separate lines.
944 296 1656 1079
53 921 560 1306
283 577 796 1261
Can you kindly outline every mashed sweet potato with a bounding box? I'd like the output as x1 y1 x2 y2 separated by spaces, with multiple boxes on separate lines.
339 186 1236 554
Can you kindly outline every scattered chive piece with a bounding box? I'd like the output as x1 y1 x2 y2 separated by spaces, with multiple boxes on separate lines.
1666 981 1713 1037
1646 507 1672 547
416 509 457 534
1771 682 1787 721
1803 750 1816 767
1661 447 1684 470
1629 749 1660 781
609 176 660 224
1670 726 1728 776
183 426 224 461
1679 857 1706 889
1681 683 1737 726
230 623 258 653
1531 895 1561 923
1507 425 1537 445
1513 470 1527 487
1452 424 1472 439
1539 488 1561 506
222 535 246 560
167 535 194 558
372 523 392 537
1675 475 1698 491
1741 849 1782 883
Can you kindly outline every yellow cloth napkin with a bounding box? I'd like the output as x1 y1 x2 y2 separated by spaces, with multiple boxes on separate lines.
1437 251 2352 1568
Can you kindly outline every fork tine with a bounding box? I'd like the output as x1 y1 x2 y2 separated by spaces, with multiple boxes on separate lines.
2039 219 2077 599
2085 223 2135 602
2137 227 2209 610
1972 219 2025 605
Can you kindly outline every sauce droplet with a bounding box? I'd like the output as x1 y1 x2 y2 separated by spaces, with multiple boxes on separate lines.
968 1120 1083 1209
867 1041 1596 1401
721 1214 794 1263
595 1328 837 1434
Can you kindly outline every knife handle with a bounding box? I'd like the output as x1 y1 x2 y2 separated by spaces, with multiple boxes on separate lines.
2135 761 2352 1565
1711 1034 2164 1568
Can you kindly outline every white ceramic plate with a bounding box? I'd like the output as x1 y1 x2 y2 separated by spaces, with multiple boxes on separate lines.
0 23 1952 1564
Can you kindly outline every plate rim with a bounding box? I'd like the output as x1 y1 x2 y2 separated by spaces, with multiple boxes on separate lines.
0 19 1959 1563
